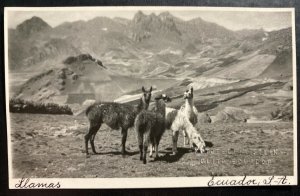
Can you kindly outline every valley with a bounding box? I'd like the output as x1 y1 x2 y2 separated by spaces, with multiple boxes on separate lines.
7 10 294 123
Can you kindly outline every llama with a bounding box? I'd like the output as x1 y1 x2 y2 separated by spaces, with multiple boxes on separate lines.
85 86 152 156
149 94 171 157
135 94 171 164
180 86 199 146
165 86 206 155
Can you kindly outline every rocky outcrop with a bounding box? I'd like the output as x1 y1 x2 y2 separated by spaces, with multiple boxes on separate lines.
214 107 248 123
283 80 293 91
271 101 293 121
197 113 212 124
16 16 51 37
63 54 105 68
130 11 181 42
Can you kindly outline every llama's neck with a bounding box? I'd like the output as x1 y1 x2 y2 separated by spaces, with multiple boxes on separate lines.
135 97 148 114
185 98 194 114
184 117 197 137
155 100 166 117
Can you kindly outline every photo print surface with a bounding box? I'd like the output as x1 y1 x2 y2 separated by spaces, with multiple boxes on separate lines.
4 6 297 188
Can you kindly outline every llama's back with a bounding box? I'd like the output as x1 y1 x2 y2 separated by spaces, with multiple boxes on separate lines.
135 110 157 134
85 103 104 122
86 102 137 129
135 101 166 142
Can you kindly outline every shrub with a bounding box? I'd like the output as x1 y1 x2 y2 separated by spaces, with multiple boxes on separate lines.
270 102 293 121
63 56 76 64
9 98 73 115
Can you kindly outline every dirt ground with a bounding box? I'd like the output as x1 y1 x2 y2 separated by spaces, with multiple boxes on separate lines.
10 113 294 178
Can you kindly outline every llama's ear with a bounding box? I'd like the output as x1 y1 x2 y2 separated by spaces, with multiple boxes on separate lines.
190 86 193 93
142 86 145 92
150 86 153 92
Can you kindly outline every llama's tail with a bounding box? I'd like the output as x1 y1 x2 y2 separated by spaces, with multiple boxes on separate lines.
85 104 95 116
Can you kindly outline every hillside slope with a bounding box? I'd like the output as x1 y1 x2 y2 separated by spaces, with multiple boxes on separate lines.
8 12 294 121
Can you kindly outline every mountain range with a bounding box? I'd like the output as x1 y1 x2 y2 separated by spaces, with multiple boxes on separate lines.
8 11 293 121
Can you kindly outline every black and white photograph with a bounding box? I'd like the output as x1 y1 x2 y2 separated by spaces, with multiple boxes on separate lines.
4 6 297 188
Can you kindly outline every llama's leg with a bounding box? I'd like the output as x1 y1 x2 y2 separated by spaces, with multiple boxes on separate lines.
189 134 195 151
143 144 148 164
84 133 91 156
190 141 193 149
186 132 190 145
137 131 143 161
149 143 153 158
85 122 100 156
143 132 150 164
121 128 128 155
139 144 143 161
154 137 159 160
171 130 174 153
90 133 96 154
90 124 101 154
183 130 189 146
183 131 186 146
172 130 179 155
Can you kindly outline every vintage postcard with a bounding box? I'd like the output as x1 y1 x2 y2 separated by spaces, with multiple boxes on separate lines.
4 6 297 188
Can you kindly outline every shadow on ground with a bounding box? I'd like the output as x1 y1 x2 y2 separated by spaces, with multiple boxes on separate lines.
153 147 191 163
205 141 214 148
152 140 213 163
90 150 140 157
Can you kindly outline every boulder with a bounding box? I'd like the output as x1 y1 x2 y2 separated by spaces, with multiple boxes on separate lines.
57 79 65 85
214 107 248 123
283 81 293 91
71 74 79 80
271 101 293 121
197 113 212 124
58 71 66 79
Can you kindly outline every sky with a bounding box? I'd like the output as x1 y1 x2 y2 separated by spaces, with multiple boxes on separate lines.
6 8 293 31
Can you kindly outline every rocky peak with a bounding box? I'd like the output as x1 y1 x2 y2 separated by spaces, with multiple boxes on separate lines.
133 11 147 23
131 11 180 41
16 16 51 37
158 11 173 20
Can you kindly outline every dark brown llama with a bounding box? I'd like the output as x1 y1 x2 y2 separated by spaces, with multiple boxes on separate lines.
135 94 171 164
85 86 152 157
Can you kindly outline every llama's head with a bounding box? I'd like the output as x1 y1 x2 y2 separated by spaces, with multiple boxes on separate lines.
154 94 172 103
183 86 193 100
191 132 206 153
141 86 152 109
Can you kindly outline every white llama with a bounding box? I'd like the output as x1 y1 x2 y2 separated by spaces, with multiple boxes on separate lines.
180 86 199 145
165 86 206 155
